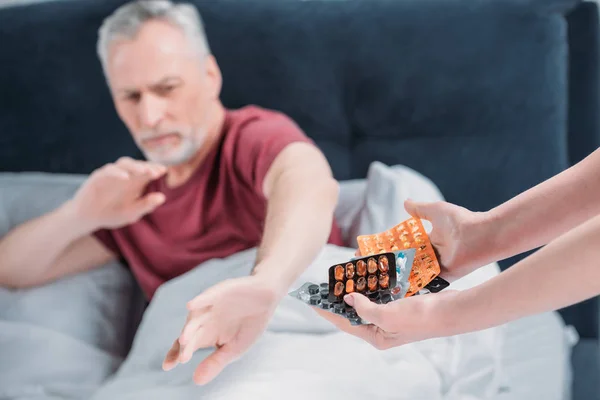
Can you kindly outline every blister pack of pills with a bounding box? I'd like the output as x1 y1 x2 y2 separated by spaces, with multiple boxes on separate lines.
288 249 416 325
357 217 449 296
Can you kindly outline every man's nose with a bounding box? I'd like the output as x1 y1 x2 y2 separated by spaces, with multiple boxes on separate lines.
139 95 166 129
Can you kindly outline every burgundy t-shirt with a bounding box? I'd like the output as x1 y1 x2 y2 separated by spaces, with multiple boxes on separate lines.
94 106 345 299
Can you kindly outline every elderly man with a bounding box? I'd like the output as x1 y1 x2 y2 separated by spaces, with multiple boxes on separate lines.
0 0 343 385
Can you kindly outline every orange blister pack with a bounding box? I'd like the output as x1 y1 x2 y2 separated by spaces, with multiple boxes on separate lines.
357 217 441 297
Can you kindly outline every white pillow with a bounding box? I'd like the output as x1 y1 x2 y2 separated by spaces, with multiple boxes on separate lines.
343 161 443 247
0 172 137 398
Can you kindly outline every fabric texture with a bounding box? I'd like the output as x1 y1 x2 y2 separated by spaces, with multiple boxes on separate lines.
0 173 136 399
93 105 344 299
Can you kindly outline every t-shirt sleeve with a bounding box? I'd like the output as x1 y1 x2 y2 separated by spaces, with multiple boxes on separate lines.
233 114 315 196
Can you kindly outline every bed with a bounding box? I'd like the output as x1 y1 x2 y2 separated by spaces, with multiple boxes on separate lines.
0 0 598 399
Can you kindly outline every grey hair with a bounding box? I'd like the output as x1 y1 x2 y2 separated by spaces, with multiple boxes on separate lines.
97 0 211 75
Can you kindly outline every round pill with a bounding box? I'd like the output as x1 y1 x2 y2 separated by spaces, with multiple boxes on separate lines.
378 256 389 272
320 283 328 289
334 265 345 281
334 282 345 297
320 300 332 309
381 293 392 303
333 303 345 314
391 286 401 295
368 275 378 291
346 263 355 279
356 277 367 292
379 274 390 289
309 295 321 305
308 284 319 295
346 280 355 293
320 288 329 298
356 260 367 276
367 258 378 274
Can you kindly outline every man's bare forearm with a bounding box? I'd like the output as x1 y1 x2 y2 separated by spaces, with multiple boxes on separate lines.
442 214 600 335
0 200 93 286
252 172 339 296
483 148 600 262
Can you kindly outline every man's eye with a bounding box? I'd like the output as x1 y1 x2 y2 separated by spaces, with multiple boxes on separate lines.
159 85 175 95
125 93 141 102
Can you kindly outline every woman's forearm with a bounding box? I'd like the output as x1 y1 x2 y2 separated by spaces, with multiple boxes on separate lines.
484 148 600 262
446 213 600 334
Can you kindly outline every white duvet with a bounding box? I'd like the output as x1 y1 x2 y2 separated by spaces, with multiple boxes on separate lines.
90 162 505 400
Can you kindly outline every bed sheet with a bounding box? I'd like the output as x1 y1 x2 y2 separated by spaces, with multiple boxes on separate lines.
497 311 576 400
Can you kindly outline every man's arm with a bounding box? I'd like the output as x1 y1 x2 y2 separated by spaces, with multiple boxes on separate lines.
0 200 115 288
485 147 600 261
250 141 339 296
0 157 167 289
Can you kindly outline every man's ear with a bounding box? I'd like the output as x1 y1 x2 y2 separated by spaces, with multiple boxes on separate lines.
204 55 222 100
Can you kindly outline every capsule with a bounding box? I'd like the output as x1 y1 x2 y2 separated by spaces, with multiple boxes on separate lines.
346 280 355 293
368 275 378 291
378 256 389 272
356 277 367 292
346 263 355 279
334 282 345 297
379 274 389 289
356 260 367 276
334 265 345 281
367 258 378 274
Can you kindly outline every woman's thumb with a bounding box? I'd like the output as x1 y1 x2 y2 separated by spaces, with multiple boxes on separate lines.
404 199 432 220
344 293 382 325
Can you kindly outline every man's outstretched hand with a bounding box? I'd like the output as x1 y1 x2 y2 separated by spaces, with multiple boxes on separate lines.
162 275 280 385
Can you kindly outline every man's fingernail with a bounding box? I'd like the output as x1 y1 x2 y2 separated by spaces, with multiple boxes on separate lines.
344 294 354 306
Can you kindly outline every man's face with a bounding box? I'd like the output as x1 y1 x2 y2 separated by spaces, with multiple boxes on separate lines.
105 20 221 165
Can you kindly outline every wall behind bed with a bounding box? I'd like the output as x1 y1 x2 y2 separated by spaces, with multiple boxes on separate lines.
0 0 598 338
